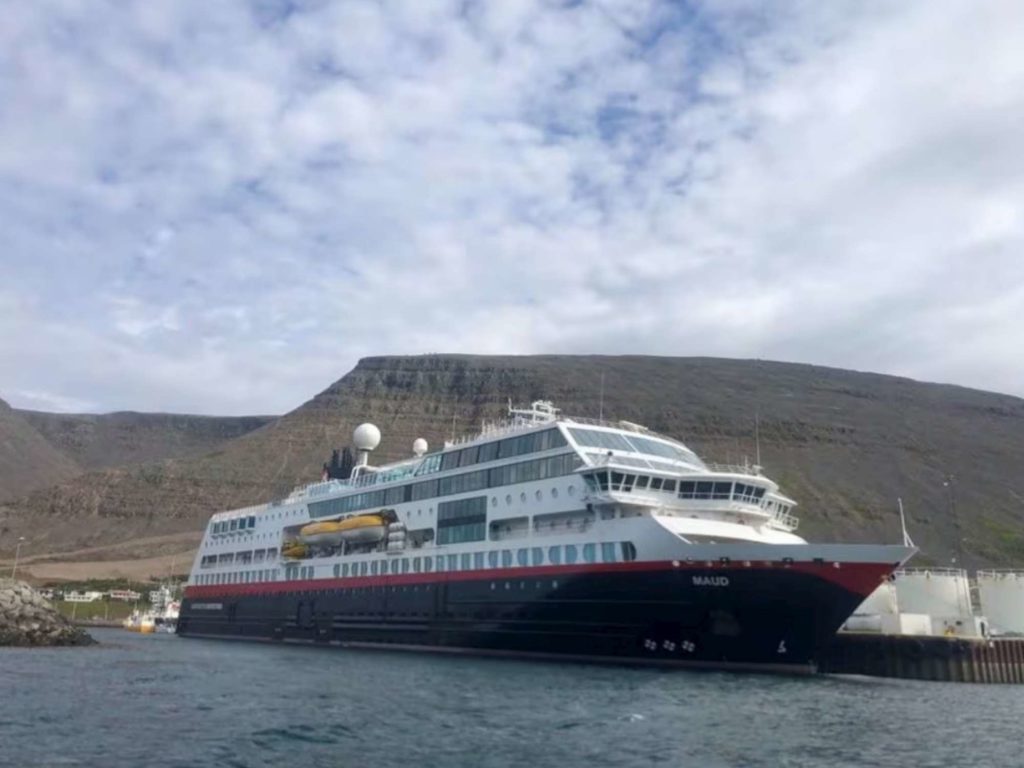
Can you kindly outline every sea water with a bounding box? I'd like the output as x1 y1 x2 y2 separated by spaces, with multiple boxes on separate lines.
1 628 1020 768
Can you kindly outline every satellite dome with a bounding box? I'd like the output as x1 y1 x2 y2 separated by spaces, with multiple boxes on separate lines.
413 438 428 457
353 423 381 451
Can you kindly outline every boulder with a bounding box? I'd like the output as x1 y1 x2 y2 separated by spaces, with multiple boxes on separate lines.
0 578 95 647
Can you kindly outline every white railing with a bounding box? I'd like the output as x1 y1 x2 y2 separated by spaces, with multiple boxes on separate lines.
976 570 1024 578
705 462 764 476
562 416 654 435
768 511 799 531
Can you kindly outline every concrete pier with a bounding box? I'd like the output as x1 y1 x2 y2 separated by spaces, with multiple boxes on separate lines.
821 633 1024 683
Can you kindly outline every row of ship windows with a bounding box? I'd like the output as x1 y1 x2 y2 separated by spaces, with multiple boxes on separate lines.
207 441 579 536
210 516 257 535
587 473 768 503
193 542 637 585
199 548 279 568
307 452 582 520
326 542 637 577
206 483 580 546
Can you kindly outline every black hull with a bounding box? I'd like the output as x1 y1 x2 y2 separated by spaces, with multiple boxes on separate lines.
179 562 888 672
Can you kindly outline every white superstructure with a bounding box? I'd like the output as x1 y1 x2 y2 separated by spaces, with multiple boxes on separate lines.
186 401 910 595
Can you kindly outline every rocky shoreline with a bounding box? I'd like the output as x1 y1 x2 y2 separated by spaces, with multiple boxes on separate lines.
0 579 95 647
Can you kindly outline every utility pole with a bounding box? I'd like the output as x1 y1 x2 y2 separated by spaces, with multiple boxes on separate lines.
943 474 962 567
11 537 26 579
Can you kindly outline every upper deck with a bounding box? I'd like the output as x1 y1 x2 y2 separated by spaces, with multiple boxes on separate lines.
203 401 798 537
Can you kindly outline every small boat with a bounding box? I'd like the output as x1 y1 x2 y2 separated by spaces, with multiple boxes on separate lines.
281 541 309 559
298 514 386 546
122 609 156 634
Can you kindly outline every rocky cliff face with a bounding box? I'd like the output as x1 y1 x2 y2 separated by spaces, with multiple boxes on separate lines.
0 579 94 646
2 355 1024 567
16 410 275 471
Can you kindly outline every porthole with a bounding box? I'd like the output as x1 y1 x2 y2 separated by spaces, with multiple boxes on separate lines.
535 490 542 501
506 494 512 506
491 497 498 507
551 488 559 499
520 492 527 503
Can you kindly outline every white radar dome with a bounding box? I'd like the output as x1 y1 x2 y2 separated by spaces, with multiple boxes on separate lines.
413 438 428 456
353 423 382 451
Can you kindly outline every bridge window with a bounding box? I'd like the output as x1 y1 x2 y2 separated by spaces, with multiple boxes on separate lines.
621 542 637 562
712 482 733 500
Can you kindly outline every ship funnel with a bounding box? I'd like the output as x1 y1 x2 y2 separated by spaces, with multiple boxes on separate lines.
353 423 381 467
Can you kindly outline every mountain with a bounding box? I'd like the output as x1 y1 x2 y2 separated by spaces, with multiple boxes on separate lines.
2 355 1023 567
0 398 81 502
17 410 275 471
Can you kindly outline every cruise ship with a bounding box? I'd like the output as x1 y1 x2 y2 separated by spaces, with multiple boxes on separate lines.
179 401 914 673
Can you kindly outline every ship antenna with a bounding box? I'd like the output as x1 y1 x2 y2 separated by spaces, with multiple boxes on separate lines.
897 497 915 548
754 409 761 467
599 372 605 421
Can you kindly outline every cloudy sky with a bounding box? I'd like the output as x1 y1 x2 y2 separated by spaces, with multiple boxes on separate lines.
1 1 1022 415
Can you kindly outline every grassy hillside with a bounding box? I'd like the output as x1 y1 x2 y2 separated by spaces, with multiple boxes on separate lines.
2 355 1023 567
0 397 81 502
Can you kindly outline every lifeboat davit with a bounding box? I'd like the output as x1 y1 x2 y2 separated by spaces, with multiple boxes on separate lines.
299 514 386 546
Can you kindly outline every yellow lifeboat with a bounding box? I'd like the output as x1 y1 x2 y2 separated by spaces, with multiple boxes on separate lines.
281 541 310 559
299 514 387 546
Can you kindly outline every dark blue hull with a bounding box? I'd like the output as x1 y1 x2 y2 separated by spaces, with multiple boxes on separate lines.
179 560 892 672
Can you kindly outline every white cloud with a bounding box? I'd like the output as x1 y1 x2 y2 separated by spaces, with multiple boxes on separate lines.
1 0 1023 415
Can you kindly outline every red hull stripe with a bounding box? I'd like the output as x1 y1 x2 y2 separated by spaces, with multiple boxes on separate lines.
184 559 895 601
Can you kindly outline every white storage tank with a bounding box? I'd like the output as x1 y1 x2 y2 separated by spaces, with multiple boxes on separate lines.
852 581 898 616
977 570 1024 635
892 568 973 619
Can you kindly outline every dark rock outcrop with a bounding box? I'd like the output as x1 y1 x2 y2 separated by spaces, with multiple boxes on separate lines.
0 578 95 646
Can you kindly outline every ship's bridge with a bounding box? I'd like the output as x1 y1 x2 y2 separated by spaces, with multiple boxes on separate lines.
572 442 799 535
